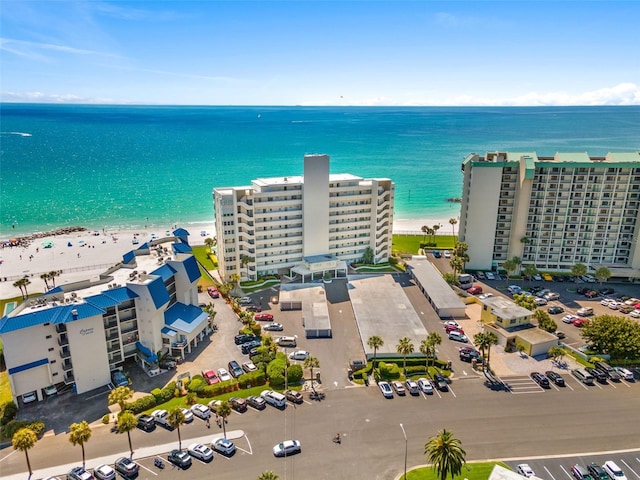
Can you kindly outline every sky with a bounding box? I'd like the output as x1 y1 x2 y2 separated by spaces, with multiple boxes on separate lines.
1 1 639 106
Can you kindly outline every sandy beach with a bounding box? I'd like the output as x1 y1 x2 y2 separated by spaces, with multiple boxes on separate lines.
0 217 451 301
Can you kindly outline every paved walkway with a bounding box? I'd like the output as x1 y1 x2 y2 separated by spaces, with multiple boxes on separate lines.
4 430 245 480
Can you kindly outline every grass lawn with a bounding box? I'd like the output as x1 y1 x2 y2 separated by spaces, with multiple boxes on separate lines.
404 461 510 479
0 370 11 404
192 245 217 271
392 235 457 255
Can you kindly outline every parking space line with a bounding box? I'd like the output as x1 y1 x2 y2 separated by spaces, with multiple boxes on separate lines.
138 459 159 476
621 459 640 479
559 464 573 478
544 465 557 480
550 382 560 392
609 381 618 389
621 381 632 388
448 386 457 398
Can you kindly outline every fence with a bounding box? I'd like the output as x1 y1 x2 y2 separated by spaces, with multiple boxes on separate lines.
2 262 116 283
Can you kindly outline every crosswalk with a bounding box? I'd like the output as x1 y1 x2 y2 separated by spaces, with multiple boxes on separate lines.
499 375 546 394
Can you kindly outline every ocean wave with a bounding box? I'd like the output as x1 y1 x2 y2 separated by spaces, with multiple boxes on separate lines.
0 131 32 137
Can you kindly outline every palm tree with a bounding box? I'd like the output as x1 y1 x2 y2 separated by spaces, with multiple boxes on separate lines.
423 332 442 371
204 237 216 252
449 256 463 281
117 411 138 458
303 355 320 388
13 277 31 299
502 258 517 284
473 333 488 369
216 401 232 439
419 339 431 375
367 335 384 375
257 471 279 480
484 332 499 369
449 218 458 243
68 420 92 467
396 337 414 376
432 224 440 243
108 385 133 413
424 428 466 480
40 272 51 290
512 256 522 275
421 225 428 243
240 254 252 280
12 427 37 475
571 262 587 279
167 407 186 449
49 270 62 287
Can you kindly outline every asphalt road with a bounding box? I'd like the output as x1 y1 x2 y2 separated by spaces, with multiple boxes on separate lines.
3 372 640 480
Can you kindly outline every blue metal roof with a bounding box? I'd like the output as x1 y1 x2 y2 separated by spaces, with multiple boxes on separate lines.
182 255 201 284
0 302 106 334
147 276 170 309
173 228 190 237
151 264 176 281
123 251 135 264
172 243 192 254
161 326 178 337
138 242 150 250
8 358 48 375
164 302 208 334
48 286 64 294
85 287 139 309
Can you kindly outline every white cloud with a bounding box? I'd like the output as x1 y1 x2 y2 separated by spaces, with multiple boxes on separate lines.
0 37 119 61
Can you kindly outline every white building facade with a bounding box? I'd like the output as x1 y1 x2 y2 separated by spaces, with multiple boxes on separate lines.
213 154 394 281
0 233 209 403
459 151 640 280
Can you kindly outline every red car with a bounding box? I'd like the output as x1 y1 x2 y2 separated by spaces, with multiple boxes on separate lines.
202 370 219 385
466 286 483 295
207 287 219 299
572 318 589 328
254 313 274 321
445 324 464 334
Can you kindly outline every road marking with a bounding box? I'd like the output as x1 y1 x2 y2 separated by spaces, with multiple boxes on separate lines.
559 464 573 478
621 459 640 479
544 465 557 480
621 380 632 388
550 382 560 392
448 386 457 398
138 459 160 476
608 381 618 389
0 450 17 462
564 382 574 391
462 370 468 376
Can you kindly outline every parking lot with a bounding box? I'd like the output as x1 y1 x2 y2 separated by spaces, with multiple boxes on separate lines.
506 452 640 480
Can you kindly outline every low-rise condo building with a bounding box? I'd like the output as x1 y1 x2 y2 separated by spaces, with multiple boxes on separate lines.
0 232 209 404
213 154 394 281
459 151 640 280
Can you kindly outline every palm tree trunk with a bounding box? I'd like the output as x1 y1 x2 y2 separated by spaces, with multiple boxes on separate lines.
25 450 32 475
177 426 182 450
127 431 133 457
81 443 86 467
222 419 227 439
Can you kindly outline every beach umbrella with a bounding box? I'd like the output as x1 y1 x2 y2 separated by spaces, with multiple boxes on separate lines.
68 242 73 247
41 240 54 248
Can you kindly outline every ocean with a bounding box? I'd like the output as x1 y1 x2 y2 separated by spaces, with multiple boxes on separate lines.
1 104 639 237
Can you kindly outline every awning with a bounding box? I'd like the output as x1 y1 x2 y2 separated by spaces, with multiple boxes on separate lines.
161 327 178 337
135 341 158 362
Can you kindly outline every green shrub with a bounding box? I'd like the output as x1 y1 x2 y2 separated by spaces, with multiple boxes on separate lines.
185 392 197 405
150 388 163 402
237 370 266 389
188 377 206 394
378 362 401 379
102 414 110 424
0 401 18 426
2 420 45 439
126 394 157 414
287 364 304 384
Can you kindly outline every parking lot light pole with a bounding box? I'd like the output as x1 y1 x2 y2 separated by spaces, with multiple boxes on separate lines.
400 423 407 480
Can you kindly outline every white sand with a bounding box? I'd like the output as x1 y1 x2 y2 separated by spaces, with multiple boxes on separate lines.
0 217 454 300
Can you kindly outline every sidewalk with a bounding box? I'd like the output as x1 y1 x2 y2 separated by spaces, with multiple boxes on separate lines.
5 430 245 480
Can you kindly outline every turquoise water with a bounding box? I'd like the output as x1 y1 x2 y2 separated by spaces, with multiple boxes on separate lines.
1 104 639 236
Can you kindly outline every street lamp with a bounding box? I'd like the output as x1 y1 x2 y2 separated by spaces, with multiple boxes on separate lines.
400 423 407 480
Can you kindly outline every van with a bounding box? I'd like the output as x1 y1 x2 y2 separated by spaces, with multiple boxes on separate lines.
260 389 287 408
572 368 594 385
571 464 593 480
276 336 297 348
593 361 621 381
603 461 627 480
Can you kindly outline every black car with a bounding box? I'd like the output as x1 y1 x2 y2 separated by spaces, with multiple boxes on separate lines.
241 339 262 354
588 463 609 480
530 372 550 388
528 285 543 293
228 360 244 378
601 287 615 295
235 334 257 345
245 304 262 312
433 373 448 391
168 449 192 469
586 367 608 384
548 306 565 314
247 395 266 410
459 348 481 363
555 331 566 340
577 286 590 295
545 371 565 386
136 414 155 431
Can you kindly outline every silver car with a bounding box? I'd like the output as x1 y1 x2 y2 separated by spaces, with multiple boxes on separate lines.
188 443 214 462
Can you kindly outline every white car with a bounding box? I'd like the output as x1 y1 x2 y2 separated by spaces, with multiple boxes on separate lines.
379 381 393 398
533 274 542 281
213 437 236 455
273 440 301 457
44 385 58 396
630 310 640 318
191 403 211 420
94 464 116 480
534 297 548 306
417 378 434 394
517 464 535 478
601 298 613 306
217 368 232 382
404 379 419 395
208 400 222 412
444 320 460 328
151 409 169 427
485 272 495 280
22 391 37 404
507 285 522 294
443 250 451 258
562 314 578 324
614 367 634 381
263 322 284 331
478 293 493 300
188 443 214 462
180 407 194 423
289 350 310 361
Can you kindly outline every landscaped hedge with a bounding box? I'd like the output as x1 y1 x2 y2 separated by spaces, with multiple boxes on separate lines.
378 362 401 379
237 370 267 389
0 401 18 426
126 394 157 414
1 420 45 440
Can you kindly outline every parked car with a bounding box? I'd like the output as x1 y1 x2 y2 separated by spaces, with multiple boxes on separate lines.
544 292 560 301
545 371 565 386
577 307 594 316
284 390 304 404
466 286 483 295
111 370 129 387
114 457 139 477
229 397 248 412
208 400 222 412
614 367 634 381
136 414 155 431
213 437 236 456
476 271 486 279
542 273 553 281
254 313 274 321
188 443 214 462
485 272 495 280
242 361 258 373
417 378 434 394
572 318 589 328
586 367 608 384
263 322 283 331
379 381 393 398
391 381 406 395
234 333 257 345
548 306 564 314
432 250 441 258
448 330 468 343
241 339 262 354
555 331 566 340
238 296 253 305
228 360 244 378
459 347 481 362
585 290 599 298
247 395 267 410
289 350 310 360
207 287 219 298
93 465 116 480
445 324 464 334
180 407 194 423
533 274 543 281
603 461 627 480
478 293 493 300
168 449 192 468
562 314 578 324
444 320 460 329
404 379 420 395
151 409 169 428
273 440 301 457
588 463 610 480
44 385 58 396
534 297 548 306
217 368 232 382
517 464 536 478
433 373 448 391
601 287 615 295
507 285 522 294
530 372 550 388
443 250 451 258
67 466 93 480
191 403 211 420
202 370 220 385
245 304 262 312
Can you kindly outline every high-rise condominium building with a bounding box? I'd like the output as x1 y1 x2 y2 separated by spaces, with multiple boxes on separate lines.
213 154 394 281
459 151 640 280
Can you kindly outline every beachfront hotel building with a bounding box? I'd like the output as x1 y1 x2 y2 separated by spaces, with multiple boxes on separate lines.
213 154 394 282
0 231 210 404
458 151 640 281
